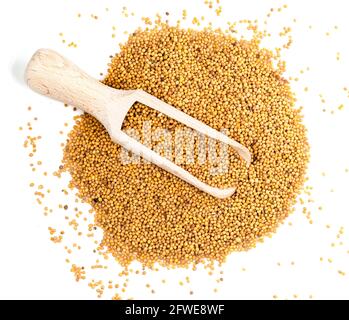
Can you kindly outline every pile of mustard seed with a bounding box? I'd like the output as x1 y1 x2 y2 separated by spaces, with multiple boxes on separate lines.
62 25 309 267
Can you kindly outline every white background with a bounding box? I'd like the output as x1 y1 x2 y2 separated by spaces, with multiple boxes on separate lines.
1 0 349 300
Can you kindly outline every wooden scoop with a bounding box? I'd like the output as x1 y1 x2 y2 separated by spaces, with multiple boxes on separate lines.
25 49 251 198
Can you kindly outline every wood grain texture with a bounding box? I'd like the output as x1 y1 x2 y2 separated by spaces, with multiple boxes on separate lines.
25 49 116 125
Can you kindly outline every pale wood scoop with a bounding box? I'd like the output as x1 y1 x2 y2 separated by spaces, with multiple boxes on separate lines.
25 49 251 198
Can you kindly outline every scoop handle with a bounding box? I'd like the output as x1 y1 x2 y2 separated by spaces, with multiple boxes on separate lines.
25 49 112 122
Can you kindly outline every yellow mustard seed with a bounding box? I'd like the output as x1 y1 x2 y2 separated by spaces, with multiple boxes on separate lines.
62 25 309 268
